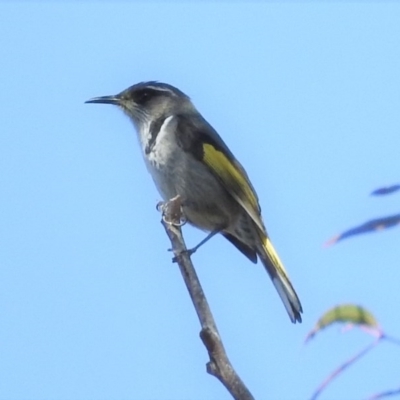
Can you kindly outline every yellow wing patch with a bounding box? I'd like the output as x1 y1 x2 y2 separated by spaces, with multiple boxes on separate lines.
202 143 264 231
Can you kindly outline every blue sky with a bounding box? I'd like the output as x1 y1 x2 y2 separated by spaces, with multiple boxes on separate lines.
1 2 400 399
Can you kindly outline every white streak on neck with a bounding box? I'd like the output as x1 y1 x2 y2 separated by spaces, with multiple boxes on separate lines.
147 115 175 166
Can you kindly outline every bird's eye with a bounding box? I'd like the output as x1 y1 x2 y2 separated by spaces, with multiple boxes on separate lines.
136 89 153 104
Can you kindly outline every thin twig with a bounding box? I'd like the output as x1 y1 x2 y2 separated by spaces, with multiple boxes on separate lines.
367 386 400 400
310 338 381 400
158 196 255 400
382 334 400 347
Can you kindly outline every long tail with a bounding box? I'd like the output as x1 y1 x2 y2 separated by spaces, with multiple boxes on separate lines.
257 235 303 323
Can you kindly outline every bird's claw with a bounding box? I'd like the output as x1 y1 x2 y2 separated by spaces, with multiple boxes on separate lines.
171 248 196 263
157 199 187 226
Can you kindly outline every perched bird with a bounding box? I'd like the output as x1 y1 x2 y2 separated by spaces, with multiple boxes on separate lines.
86 81 302 323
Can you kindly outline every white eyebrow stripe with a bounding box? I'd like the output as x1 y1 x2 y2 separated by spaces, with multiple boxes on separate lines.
146 85 176 95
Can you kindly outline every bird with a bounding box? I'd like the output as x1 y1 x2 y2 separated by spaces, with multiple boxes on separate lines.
85 81 303 323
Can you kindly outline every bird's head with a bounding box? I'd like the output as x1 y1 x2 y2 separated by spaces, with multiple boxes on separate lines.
85 81 195 128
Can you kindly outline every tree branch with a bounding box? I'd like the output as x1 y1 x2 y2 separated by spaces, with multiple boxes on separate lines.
158 196 255 400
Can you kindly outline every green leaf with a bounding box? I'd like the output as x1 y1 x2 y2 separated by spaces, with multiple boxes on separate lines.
305 304 380 343
324 214 400 246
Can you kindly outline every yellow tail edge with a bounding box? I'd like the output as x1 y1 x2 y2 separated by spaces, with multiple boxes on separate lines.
260 236 303 324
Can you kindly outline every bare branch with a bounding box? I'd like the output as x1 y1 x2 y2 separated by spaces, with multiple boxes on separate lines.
158 196 255 400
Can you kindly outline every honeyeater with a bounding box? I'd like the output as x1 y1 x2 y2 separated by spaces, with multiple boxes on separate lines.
86 81 303 323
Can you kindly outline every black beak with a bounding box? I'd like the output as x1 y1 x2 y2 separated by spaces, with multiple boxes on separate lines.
85 95 120 105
